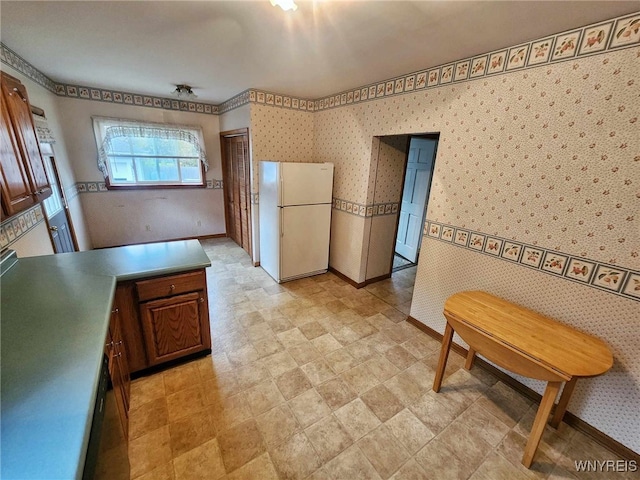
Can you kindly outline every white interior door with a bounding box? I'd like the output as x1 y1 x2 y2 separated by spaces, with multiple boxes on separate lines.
280 204 331 281
395 138 436 263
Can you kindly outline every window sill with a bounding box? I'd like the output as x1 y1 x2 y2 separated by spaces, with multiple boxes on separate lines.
105 182 206 191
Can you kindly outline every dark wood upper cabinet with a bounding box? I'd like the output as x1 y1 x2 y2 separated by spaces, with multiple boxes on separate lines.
0 96 36 218
0 72 52 219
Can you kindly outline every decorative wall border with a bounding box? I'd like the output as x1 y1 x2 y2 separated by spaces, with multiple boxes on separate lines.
246 194 400 214
217 89 317 114
0 204 46 249
73 179 224 193
424 221 640 302
2 12 638 117
248 89 315 112
0 43 219 115
332 197 399 218
0 44 57 93
312 11 640 112
49 82 219 115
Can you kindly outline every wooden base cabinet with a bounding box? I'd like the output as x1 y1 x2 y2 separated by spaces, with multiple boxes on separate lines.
139 291 209 366
114 283 147 373
106 306 130 438
117 268 211 374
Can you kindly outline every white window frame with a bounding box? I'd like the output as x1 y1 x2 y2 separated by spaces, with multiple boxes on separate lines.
92 116 208 189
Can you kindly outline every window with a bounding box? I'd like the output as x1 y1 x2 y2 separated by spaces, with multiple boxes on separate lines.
92 117 208 188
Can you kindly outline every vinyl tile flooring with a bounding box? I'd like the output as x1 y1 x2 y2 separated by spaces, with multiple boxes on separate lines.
127 238 631 480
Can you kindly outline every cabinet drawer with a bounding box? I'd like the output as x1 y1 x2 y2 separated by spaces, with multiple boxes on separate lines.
136 270 205 302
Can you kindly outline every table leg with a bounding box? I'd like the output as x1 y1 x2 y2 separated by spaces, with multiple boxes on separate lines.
433 322 454 393
465 348 476 370
522 381 562 468
549 377 577 429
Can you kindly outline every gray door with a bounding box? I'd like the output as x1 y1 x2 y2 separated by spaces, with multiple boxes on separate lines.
41 143 76 253
395 137 437 263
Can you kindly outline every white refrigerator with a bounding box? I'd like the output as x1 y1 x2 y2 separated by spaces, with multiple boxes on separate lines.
259 161 334 283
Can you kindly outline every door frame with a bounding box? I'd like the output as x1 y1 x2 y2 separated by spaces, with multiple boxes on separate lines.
42 150 79 252
219 127 252 257
389 133 439 274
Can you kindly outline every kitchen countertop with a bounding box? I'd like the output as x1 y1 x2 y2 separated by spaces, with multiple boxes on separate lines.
0 240 211 480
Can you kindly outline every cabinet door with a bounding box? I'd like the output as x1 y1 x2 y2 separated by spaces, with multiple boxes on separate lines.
139 291 208 366
111 308 131 413
108 307 130 439
0 94 36 217
1 73 51 202
115 283 148 373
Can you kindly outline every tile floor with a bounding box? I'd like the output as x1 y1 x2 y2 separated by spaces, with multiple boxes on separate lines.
127 238 631 480
391 254 416 273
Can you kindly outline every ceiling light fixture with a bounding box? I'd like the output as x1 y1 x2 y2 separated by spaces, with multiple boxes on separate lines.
172 84 198 100
270 0 297 12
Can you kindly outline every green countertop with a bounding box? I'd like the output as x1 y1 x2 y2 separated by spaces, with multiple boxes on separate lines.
0 240 211 480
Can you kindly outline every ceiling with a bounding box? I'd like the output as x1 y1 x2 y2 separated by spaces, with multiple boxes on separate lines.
1 1 638 104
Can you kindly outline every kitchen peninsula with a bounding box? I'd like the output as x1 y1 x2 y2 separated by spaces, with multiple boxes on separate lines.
0 240 211 480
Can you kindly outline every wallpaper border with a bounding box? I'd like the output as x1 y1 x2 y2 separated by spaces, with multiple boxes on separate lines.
332 197 399 218
312 12 640 111
0 204 46 249
0 43 220 115
245 194 400 216
3 12 637 117
219 89 315 114
424 221 640 302
72 179 224 194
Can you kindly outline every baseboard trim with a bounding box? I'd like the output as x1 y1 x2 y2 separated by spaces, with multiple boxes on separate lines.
328 267 392 289
364 273 392 285
329 266 366 288
406 316 640 463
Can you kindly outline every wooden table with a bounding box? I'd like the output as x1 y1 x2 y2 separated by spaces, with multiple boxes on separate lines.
432 290 613 468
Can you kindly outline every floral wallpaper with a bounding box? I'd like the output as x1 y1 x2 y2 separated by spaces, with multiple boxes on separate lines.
314 47 639 271
249 104 315 194
372 135 409 204
426 220 639 302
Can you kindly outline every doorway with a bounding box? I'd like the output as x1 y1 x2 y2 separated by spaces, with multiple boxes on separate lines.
220 128 252 257
41 142 78 253
394 135 438 271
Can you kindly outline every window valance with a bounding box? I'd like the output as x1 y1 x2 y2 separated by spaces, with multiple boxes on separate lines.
92 116 208 178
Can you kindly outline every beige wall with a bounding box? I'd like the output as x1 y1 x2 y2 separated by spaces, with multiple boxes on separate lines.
219 104 250 133
314 46 640 452
10 223 54 257
56 97 226 247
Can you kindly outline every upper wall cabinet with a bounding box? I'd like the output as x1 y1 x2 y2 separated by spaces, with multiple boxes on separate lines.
0 72 51 219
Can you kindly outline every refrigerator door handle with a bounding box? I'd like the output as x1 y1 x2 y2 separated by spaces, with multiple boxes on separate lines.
280 207 284 237
279 175 284 207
